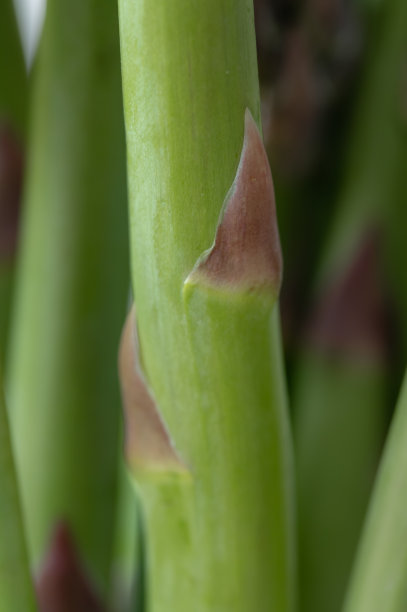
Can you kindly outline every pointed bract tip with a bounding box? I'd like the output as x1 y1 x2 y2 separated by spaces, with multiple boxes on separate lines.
188 108 282 296
306 230 391 366
36 523 104 612
118 306 187 474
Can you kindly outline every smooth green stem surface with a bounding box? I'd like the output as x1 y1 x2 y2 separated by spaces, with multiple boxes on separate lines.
7 0 129 592
119 1 296 610
343 370 407 612
294 354 386 612
0 372 36 610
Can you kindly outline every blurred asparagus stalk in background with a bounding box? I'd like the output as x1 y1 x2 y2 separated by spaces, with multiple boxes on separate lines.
343 369 407 612
292 0 407 608
118 1 296 610
0 0 27 364
0 3 32 604
316 0 407 349
0 367 36 610
7 0 129 601
294 233 389 612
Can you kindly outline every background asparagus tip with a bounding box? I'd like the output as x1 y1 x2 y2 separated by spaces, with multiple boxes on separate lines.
36 522 104 612
188 109 282 295
306 229 391 365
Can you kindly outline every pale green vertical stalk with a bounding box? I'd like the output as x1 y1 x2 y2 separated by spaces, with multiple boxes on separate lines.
294 356 386 612
119 2 296 611
0 370 36 610
7 0 129 595
343 370 407 612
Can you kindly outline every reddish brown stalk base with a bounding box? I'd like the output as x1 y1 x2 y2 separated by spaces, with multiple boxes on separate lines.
36 523 104 612
192 110 282 294
118 305 186 473
306 230 391 365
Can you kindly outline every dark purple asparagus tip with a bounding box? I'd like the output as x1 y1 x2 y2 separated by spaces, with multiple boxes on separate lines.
36 523 104 612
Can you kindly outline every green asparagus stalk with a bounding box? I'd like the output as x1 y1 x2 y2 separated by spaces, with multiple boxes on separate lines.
7 0 129 594
118 2 296 610
0 368 36 610
343 369 407 612
294 232 389 612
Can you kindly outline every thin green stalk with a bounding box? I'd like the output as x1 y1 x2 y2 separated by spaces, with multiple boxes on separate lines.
0 369 36 610
7 0 129 595
294 234 389 612
295 361 386 612
119 2 296 611
343 369 407 612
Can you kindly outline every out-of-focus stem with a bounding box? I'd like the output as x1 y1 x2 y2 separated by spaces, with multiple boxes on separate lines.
7 0 129 594
0 369 36 610
294 232 389 612
316 0 407 344
343 370 407 612
293 0 407 606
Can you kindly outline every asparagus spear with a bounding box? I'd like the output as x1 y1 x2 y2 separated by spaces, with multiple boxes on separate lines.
118 2 296 610
7 0 129 595
294 232 389 612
